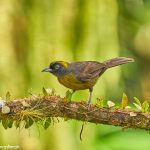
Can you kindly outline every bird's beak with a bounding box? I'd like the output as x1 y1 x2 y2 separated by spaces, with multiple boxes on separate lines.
42 68 52 72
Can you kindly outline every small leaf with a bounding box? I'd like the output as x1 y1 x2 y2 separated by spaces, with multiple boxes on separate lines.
133 97 142 107
46 88 52 95
7 119 13 128
42 87 48 96
43 117 51 129
142 101 149 112
2 119 8 129
107 101 115 108
51 89 56 95
6 91 11 100
133 103 142 111
25 117 34 128
125 106 131 109
65 90 73 102
96 98 103 108
1 106 10 114
14 121 20 129
122 93 128 109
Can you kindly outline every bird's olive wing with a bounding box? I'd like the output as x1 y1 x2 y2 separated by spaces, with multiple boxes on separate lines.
70 61 106 82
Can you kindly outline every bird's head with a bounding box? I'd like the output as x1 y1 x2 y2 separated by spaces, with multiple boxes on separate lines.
42 61 69 77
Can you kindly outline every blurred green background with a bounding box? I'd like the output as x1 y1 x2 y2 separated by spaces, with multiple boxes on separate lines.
1 0 150 150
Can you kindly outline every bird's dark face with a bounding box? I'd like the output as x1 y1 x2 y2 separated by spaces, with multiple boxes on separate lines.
42 61 69 77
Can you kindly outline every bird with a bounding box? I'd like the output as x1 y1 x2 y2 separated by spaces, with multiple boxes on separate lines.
42 57 134 108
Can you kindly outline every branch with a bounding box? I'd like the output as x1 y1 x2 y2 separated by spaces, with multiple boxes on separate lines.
0 95 150 130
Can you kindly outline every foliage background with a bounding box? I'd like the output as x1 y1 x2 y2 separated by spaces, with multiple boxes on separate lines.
0 0 150 150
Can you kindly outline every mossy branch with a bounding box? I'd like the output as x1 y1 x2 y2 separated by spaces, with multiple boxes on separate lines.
0 95 150 130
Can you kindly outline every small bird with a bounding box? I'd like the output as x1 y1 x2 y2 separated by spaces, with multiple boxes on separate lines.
42 57 134 108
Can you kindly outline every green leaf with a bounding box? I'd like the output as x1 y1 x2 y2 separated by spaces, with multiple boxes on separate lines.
65 90 73 102
46 88 56 95
142 101 149 112
43 117 51 129
14 121 20 129
25 117 34 129
51 89 56 95
133 97 142 107
2 119 8 129
96 98 103 108
133 103 142 111
7 119 13 128
42 87 48 96
2 119 13 129
6 91 11 100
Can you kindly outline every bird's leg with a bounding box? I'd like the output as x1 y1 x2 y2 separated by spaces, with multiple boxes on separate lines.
88 88 93 109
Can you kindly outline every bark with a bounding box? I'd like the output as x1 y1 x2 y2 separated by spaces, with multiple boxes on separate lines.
0 95 150 131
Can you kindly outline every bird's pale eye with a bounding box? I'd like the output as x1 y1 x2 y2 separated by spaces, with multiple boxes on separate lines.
54 64 60 70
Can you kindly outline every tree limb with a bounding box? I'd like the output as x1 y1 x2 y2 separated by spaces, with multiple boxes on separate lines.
0 95 150 130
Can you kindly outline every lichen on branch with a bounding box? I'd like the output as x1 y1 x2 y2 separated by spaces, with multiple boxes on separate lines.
0 94 150 131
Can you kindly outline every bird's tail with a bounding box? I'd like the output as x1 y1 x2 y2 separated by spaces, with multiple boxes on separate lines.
103 57 134 68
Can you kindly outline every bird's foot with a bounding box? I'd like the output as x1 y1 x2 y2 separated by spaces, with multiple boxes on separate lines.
88 103 91 110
